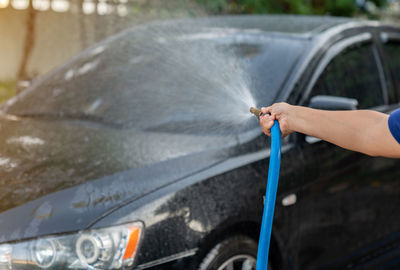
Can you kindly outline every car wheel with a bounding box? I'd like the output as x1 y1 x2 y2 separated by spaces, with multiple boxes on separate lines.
198 235 272 270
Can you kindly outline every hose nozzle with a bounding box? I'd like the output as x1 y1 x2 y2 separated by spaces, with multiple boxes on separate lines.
250 107 262 117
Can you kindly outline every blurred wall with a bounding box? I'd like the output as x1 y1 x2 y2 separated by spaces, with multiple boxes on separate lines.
1 7 27 81
0 0 203 83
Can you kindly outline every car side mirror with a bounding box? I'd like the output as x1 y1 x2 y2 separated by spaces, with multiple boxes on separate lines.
309 95 358 110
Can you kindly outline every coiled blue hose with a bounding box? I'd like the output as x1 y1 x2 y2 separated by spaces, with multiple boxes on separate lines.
256 120 281 270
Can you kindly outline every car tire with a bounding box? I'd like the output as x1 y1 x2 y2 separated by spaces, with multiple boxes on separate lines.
198 235 272 270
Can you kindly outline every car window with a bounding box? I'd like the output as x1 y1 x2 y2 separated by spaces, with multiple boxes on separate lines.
309 43 384 109
381 41 400 103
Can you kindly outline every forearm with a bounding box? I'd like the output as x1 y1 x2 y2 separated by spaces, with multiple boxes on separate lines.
289 106 392 156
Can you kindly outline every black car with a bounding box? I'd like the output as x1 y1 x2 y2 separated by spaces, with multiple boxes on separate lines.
0 15 400 270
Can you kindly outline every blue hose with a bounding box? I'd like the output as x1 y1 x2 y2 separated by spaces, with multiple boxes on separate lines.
256 120 281 270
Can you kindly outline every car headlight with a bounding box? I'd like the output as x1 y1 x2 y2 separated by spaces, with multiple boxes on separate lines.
0 222 143 269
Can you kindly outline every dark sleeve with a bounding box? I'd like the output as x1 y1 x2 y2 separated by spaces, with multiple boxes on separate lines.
388 109 400 144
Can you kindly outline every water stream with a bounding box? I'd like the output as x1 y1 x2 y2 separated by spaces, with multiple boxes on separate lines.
7 19 262 139
126 21 260 136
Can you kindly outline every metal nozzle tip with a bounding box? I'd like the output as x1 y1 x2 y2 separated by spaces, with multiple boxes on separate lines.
250 107 262 117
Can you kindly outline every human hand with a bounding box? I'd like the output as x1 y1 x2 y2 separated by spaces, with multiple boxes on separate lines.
259 102 294 138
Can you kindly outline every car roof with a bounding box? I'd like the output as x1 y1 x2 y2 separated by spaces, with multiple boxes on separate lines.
145 14 399 43
184 15 355 35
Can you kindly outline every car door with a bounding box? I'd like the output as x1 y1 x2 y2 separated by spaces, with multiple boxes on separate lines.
294 32 400 269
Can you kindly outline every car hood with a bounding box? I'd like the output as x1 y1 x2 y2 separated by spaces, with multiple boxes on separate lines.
0 115 236 243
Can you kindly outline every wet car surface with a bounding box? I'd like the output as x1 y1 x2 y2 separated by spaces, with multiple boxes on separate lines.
0 15 400 270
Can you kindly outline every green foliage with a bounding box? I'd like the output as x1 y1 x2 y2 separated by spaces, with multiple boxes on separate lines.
370 0 388 7
196 0 388 17
196 0 229 13
326 0 356 17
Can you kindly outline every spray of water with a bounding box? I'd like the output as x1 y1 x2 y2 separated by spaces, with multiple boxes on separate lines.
119 21 259 136
8 19 260 140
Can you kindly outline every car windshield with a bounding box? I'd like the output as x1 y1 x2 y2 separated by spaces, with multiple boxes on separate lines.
4 22 306 135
